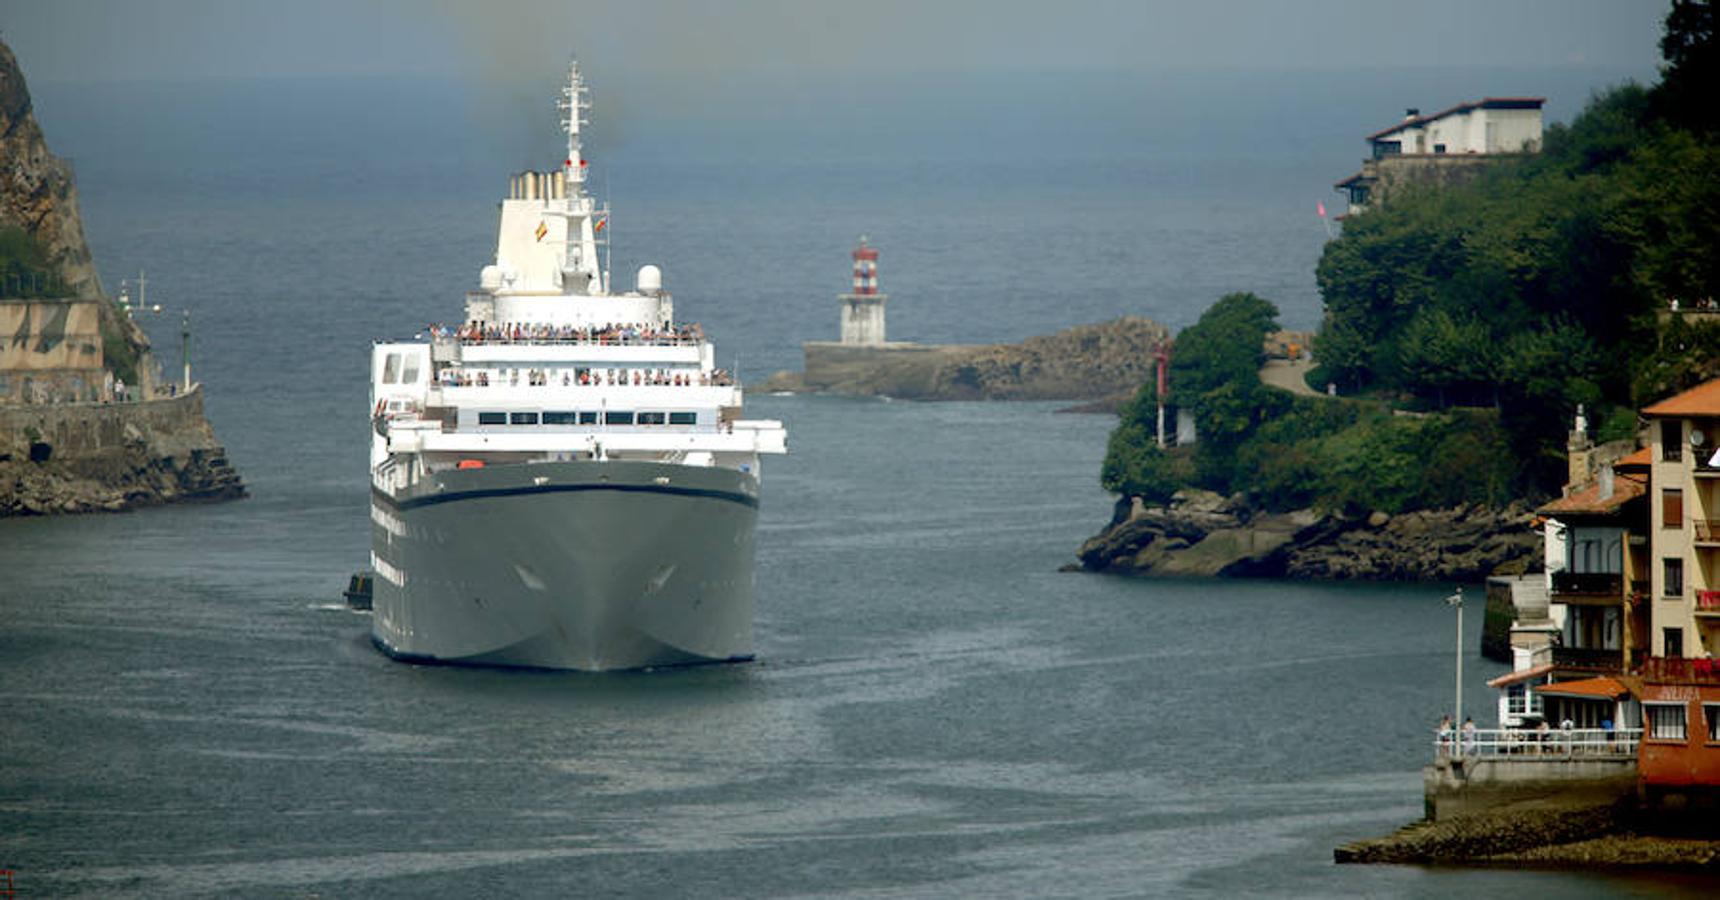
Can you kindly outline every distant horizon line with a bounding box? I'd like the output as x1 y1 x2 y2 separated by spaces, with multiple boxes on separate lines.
26 60 1657 90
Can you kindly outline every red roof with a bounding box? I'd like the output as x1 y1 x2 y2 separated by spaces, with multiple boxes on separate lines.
1642 379 1720 417
1538 470 1646 516
1489 663 1554 688
1615 447 1653 469
1537 676 1630 700
1366 97 1546 142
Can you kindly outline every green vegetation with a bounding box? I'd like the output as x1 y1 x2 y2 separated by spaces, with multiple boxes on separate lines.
1101 294 1518 514
1313 0 1719 492
0 225 63 298
1103 1 1719 512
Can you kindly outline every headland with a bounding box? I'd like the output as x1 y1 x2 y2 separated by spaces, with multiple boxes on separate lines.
0 38 244 516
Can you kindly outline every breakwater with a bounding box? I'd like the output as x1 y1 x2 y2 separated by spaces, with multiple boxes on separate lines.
0 386 244 515
758 316 1171 402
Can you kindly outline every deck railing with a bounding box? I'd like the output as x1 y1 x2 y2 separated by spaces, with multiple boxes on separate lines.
1696 521 1720 542
1551 646 1625 671
1433 727 1641 760
1550 571 1623 596
456 335 704 348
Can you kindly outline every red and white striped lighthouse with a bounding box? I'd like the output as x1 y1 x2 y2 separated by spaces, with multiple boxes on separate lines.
838 235 888 346
851 236 880 295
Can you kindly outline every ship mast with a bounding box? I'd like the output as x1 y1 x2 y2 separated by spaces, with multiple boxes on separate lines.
557 59 607 296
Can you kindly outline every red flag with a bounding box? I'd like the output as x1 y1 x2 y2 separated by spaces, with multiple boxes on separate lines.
1317 200 1327 218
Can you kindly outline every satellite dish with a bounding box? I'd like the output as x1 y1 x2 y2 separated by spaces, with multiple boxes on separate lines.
1694 430 1707 447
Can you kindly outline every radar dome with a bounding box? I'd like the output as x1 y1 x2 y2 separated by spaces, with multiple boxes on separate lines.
637 265 663 294
479 265 503 290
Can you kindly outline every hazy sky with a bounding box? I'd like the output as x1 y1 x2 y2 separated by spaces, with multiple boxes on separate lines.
1 0 1670 87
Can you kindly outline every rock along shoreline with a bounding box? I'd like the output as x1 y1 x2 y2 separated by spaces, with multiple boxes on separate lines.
1068 489 1541 582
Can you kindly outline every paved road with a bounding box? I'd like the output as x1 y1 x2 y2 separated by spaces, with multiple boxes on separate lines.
1259 357 1322 397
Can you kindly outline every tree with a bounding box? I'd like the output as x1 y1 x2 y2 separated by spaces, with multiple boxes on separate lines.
1656 0 1717 133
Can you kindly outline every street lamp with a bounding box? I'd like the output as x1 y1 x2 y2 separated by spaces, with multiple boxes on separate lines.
1446 587 1464 732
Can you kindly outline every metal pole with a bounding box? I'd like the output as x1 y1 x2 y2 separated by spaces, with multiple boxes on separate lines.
181 310 191 390
1445 587 1464 733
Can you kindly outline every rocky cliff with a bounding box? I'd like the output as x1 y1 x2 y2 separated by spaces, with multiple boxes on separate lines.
0 40 153 360
0 38 243 516
759 316 1171 402
1070 490 1541 582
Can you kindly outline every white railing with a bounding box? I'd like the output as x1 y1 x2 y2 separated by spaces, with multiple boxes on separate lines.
1433 727 1642 760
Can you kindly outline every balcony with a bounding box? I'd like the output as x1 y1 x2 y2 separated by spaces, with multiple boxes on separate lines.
1550 571 1623 597
1553 645 1625 671
1697 590 1720 616
1636 656 1720 684
1698 521 1720 544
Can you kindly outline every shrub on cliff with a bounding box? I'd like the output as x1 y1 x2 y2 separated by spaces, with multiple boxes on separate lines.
0 225 61 297
1100 292 1283 500
1101 290 1519 514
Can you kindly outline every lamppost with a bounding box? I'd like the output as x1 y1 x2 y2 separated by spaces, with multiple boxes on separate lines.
1446 587 1465 731
181 309 192 391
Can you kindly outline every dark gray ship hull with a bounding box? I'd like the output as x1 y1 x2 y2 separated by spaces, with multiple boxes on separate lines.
369 460 760 671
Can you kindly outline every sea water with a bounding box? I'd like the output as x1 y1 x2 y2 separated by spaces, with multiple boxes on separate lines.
4 68 1714 896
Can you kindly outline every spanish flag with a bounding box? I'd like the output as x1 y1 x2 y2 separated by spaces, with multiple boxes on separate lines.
535 221 549 242
594 217 607 233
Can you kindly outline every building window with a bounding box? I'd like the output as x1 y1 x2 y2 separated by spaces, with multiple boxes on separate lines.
605 411 634 426
1646 702 1687 740
1433 143 1447 154
1665 558 1684 598
637 412 667 425
1663 420 1683 460
669 412 697 426
541 411 578 425
383 353 401 384
1706 704 1720 742
1505 683 1544 718
1347 185 1371 205
1372 140 1402 159
1664 489 1684 528
1665 627 1685 658
477 412 506 426
509 412 539 425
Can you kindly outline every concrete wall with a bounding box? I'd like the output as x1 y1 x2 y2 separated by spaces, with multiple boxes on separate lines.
839 295 887 346
1424 756 1637 820
0 299 106 403
0 385 217 460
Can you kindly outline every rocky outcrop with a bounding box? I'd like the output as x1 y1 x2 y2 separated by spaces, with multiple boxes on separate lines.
759 316 1170 402
0 445 244 515
0 387 245 516
1071 491 1541 582
1336 798 1720 867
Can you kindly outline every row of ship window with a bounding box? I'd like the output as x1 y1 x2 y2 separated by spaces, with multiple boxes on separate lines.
475 411 699 427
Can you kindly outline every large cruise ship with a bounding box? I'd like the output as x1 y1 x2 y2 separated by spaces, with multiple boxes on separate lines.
367 60 786 671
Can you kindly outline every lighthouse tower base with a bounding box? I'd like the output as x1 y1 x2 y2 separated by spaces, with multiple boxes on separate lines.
839 293 888 346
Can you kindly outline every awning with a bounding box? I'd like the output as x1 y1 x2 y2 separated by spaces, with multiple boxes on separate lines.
1536 676 1629 700
1488 664 1554 689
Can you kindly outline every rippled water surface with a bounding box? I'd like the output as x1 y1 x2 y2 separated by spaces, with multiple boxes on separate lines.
5 69 1716 896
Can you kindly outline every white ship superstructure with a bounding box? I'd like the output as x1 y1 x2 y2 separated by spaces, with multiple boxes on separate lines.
367 60 786 671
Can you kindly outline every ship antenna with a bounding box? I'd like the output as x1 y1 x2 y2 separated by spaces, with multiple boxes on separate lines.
557 58 603 294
